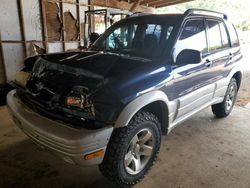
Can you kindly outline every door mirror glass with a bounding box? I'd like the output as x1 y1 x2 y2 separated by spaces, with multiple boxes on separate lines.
176 49 202 65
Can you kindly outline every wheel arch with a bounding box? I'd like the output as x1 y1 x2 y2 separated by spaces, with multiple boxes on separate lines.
114 90 170 134
232 71 242 91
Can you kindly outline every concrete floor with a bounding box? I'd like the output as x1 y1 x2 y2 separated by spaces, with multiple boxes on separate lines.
1 105 250 188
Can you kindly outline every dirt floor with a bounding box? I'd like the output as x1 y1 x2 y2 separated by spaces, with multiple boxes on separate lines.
0 44 250 188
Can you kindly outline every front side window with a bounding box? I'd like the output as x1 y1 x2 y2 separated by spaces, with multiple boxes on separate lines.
92 22 174 59
174 19 208 61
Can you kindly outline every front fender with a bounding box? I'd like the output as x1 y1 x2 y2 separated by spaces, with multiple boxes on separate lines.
114 90 175 128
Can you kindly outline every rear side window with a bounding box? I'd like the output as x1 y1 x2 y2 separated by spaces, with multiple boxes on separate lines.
174 19 208 59
207 20 230 52
227 23 239 47
207 20 223 52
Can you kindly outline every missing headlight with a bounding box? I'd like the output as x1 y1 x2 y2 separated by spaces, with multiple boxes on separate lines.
65 86 95 116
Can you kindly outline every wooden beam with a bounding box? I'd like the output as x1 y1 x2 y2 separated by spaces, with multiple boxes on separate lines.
130 0 142 12
155 0 193 8
47 0 90 7
140 0 159 5
149 0 180 6
0 40 81 44
149 0 192 7
17 0 27 57
91 0 155 13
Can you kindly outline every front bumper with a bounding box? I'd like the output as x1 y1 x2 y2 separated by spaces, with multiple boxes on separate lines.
7 90 113 166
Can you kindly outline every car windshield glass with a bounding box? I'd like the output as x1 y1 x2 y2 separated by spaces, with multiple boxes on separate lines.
91 21 174 59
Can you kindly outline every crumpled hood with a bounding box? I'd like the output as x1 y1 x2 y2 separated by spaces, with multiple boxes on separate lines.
39 51 152 77
26 51 153 95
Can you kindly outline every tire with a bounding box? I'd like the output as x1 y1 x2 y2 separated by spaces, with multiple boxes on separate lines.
99 110 161 187
212 78 238 118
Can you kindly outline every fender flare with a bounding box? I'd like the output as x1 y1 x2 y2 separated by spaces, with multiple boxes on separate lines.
114 90 171 128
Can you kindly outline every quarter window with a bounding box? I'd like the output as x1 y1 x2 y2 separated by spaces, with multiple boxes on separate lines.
227 23 239 47
174 19 208 60
219 22 229 48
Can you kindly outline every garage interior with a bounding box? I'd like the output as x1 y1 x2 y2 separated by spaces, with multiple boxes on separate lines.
1 0 250 187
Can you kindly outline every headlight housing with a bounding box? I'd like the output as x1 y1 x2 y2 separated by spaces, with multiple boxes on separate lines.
65 86 95 116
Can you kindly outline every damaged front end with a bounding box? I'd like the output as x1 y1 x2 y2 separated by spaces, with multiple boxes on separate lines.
12 55 112 129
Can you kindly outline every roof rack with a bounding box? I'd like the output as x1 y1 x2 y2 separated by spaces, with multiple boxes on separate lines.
184 9 228 20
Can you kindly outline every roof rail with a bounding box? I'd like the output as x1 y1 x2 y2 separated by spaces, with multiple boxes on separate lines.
184 9 228 20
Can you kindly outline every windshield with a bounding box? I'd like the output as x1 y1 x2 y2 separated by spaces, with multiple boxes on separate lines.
91 21 174 58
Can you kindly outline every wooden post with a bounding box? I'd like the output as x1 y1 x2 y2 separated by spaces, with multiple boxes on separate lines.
17 0 27 57
76 0 81 46
59 2 66 51
40 0 49 53
0 33 6 85
39 0 46 51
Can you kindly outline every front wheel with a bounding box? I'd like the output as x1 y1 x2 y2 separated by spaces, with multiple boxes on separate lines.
212 78 238 118
99 111 161 187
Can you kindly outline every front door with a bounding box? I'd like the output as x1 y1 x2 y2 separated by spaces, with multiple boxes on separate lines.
172 19 215 119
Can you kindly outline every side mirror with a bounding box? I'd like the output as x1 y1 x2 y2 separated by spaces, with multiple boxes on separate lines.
176 49 202 65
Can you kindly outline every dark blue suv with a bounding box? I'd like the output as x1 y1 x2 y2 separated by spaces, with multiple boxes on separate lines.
8 9 243 187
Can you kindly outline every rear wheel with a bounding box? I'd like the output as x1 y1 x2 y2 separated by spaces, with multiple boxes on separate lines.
99 111 161 187
212 78 238 118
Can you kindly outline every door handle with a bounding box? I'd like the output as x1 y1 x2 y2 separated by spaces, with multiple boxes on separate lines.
204 59 212 67
229 53 233 60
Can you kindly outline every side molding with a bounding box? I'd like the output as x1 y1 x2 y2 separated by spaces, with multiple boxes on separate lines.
114 90 170 128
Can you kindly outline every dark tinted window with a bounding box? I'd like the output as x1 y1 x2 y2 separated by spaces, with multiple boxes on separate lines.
227 23 239 47
219 22 229 48
174 19 208 59
145 24 162 39
92 23 174 58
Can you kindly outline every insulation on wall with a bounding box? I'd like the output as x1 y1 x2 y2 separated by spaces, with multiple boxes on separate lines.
44 1 62 41
0 0 88 81
64 11 78 41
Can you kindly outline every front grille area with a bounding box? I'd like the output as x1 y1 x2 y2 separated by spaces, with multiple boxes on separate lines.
26 77 59 106
15 63 101 129
16 89 99 129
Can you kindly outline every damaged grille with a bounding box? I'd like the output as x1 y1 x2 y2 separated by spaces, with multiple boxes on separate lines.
26 77 58 107
17 90 98 129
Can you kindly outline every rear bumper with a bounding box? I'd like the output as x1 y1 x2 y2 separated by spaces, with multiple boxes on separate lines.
7 90 113 166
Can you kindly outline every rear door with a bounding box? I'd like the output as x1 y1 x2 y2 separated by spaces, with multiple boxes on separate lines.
205 19 237 99
205 19 231 82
